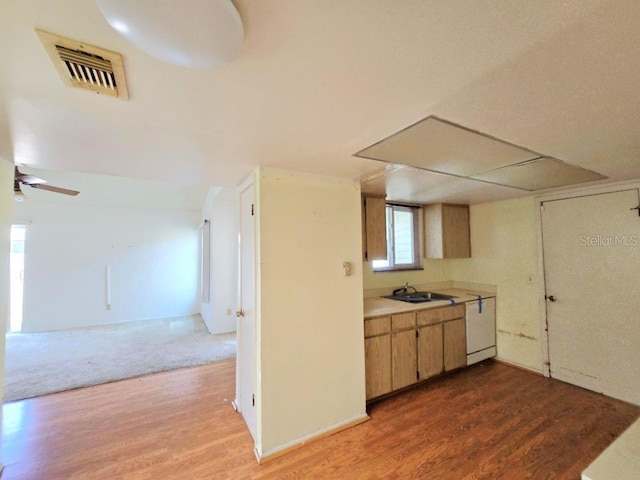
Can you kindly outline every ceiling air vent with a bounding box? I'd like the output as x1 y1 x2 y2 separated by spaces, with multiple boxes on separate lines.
36 29 129 100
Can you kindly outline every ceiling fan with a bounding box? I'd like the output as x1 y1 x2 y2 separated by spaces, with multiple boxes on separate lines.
14 167 80 202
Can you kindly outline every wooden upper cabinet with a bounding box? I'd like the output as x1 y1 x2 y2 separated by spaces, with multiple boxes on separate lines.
363 196 387 261
423 203 470 258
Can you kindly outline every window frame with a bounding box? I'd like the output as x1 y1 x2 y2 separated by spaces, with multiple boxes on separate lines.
372 203 423 272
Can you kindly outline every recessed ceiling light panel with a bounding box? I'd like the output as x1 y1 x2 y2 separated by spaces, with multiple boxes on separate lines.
470 157 607 191
355 116 540 177
96 0 244 69
355 115 608 194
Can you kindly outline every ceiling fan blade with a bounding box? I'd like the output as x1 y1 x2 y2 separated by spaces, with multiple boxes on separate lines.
15 167 47 185
18 174 48 185
30 184 80 196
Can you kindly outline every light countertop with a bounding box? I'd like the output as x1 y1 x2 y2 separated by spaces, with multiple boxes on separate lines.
582 417 640 480
364 288 495 319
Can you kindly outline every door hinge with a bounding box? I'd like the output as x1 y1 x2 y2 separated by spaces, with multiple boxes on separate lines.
251 204 254 216
416 330 419 338
417 370 420 380
252 394 255 407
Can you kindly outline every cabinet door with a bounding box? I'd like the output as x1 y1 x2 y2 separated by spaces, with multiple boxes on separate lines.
442 204 470 258
444 318 467 371
392 329 417 390
418 324 443 380
423 204 470 259
364 197 387 261
365 335 392 400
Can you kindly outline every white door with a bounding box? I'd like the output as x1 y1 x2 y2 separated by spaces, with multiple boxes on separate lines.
541 189 640 405
238 184 256 439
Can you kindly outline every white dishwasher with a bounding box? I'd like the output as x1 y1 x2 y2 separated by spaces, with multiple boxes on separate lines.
466 297 496 365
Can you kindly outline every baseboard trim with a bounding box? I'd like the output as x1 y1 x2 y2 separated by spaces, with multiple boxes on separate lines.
494 358 544 376
256 413 370 463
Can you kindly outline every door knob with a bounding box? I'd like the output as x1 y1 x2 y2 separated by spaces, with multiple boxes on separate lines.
546 295 557 302
236 309 245 317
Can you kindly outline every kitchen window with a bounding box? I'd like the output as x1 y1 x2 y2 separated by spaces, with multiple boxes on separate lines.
373 204 422 271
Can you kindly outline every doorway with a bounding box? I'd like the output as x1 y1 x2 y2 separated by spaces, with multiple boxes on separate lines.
9 225 26 333
541 188 640 405
237 183 256 440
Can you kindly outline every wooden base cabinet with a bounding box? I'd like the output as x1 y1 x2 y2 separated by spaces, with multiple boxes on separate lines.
444 318 467 371
392 330 417 390
365 335 392 400
418 324 444 379
365 304 467 402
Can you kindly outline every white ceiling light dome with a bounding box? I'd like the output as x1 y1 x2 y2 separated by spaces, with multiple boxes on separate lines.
96 0 244 69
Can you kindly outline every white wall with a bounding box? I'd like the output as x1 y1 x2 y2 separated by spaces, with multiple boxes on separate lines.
363 258 450 290
449 197 544 372
257 169 367 458
15 196 202 332
200 187 238 334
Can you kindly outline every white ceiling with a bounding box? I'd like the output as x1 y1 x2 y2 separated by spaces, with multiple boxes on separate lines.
1 1 640 204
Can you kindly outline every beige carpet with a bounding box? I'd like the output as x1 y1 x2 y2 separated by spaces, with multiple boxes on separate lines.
3 315 236 402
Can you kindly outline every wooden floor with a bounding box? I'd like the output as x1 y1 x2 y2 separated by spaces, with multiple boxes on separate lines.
1 360 637 480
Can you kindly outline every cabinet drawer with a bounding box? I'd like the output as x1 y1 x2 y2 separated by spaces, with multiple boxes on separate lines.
442 304 465 321
417 308 444 326
365 316 391 337
391 312 416 330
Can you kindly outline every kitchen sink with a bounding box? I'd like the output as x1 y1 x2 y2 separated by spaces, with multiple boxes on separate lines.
383 291 457 303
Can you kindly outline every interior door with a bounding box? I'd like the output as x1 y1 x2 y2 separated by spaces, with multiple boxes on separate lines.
238 184 256 439
541 189 640 405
